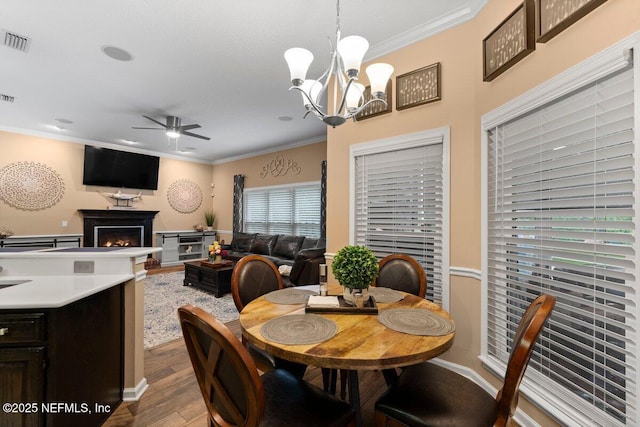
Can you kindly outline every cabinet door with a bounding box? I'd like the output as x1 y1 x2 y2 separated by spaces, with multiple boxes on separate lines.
160 234 179 264
0 347 45 427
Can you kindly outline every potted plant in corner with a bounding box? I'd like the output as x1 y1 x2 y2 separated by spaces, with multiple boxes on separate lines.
331 245 379 305
204 211 215 231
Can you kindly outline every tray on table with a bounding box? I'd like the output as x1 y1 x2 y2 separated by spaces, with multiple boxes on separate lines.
305 295 378 314
200 260 233 268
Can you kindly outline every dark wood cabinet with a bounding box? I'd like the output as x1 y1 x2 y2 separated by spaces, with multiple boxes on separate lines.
0 285 123 427
0 346 45 427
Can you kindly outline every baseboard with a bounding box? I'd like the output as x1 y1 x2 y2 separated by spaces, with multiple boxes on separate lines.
122 377 149 402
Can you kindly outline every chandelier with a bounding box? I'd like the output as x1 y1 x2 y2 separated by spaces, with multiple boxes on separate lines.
284 0 394 127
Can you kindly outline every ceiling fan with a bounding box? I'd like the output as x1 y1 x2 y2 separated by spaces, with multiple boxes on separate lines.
132 115 211 140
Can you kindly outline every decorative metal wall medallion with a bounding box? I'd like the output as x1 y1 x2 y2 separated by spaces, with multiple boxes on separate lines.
0 161 65 210
166 179 203 213
260 154 301 178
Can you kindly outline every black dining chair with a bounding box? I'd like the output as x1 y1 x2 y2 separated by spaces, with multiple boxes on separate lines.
178 305 356 427
374 294 556 427
231 254 307 377
374 253 427 298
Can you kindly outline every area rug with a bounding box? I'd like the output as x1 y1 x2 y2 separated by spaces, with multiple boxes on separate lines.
144 271 239 348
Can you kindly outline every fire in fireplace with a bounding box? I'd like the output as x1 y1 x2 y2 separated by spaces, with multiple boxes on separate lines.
95 226 144 248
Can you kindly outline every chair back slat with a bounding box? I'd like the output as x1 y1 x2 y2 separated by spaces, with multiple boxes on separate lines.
179 305 265 427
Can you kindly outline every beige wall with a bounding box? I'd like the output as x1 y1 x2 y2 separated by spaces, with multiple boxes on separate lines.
0 131 214 242
212 141 327 243
326 0 640 425
0 131 325 245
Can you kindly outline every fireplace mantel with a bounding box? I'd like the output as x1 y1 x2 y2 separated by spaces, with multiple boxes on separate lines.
78 209 159 247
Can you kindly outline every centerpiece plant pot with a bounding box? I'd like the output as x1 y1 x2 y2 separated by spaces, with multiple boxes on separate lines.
331 245 379 305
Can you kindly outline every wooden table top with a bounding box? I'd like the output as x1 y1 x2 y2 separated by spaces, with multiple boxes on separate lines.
239 291 455 371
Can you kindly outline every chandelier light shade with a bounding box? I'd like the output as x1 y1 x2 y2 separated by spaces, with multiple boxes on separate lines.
284 0 393 127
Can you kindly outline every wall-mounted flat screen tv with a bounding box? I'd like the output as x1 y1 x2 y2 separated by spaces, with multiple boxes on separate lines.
83 145 160 190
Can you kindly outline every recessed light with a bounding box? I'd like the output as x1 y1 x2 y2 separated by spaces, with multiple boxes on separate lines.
278 115 293 122
55 118 73 124
101 45 133 61
46 125 65 131
120 139 138 145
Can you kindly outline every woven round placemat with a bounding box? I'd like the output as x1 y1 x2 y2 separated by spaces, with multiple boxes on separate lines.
368 287 403 303
260 314 338 345
265 288 317 305
378 308 455 336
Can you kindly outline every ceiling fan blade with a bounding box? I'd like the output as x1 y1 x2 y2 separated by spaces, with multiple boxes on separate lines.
142 115 168 128
179 124 201 131
182 131 211 141
131 126 165 130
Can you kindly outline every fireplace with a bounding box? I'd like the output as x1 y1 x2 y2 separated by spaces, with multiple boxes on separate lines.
96 226 144 247
79 210 159 247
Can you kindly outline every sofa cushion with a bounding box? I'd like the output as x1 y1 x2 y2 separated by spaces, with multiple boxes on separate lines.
300 237 326 250
231 232 257 252
250 234 278 255
272 235 304 260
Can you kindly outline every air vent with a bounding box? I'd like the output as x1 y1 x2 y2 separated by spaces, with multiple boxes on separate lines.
1 29 31 52
0 94 15 103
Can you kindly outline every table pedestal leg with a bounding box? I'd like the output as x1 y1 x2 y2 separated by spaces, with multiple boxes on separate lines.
347 370 361 427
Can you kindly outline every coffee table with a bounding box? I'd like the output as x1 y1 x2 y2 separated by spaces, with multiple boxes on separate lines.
183 260 234 297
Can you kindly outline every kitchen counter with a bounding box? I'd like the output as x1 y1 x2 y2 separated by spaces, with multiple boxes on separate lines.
0 246 161 403
0 246 160 309
0 274 134 309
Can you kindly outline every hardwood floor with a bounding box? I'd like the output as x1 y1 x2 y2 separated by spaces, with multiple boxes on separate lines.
104 319 388 427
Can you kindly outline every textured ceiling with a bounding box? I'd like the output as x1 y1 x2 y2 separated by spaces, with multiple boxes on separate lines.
0 0 486 163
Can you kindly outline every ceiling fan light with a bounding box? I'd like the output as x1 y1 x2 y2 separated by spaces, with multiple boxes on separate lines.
166 130 180 139
284 48 314 86
337 35 368 78
366 63 394 98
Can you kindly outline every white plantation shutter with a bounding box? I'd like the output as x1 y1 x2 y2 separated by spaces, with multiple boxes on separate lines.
485 62 637 426
244 183 320 237
352 133 448 305
294 186 321 236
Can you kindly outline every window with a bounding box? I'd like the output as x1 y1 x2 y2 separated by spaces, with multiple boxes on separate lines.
482 36 638 426
244 182 321 237
351 129 450 306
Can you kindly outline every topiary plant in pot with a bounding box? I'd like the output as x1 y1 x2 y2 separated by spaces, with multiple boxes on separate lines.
331 245 379 305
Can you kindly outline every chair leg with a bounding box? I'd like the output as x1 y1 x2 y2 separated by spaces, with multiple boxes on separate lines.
340 369 348 401
321 368 338 394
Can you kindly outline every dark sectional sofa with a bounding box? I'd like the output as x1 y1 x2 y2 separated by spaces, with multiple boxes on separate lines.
222 232 326 286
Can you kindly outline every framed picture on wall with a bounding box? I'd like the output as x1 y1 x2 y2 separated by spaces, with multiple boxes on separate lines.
482 0 535 82
355 81 392 121
395 63 441 111
536 0 608 43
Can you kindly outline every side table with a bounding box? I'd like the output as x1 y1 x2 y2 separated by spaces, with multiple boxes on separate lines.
183 260 234 297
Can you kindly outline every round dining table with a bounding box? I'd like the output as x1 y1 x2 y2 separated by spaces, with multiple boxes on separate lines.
239 288 455 427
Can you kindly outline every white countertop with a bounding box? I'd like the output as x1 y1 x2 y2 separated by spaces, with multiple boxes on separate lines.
0 274 134 309
0 247 159 309
0 247 161 258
